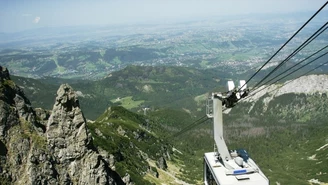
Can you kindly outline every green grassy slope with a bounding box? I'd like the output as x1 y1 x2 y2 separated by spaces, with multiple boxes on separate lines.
144 92 328 184
12 65 233 119
10 66 328 184
88 106 173 185
225 93 328 184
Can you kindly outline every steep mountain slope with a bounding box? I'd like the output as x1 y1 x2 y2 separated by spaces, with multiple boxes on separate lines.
146 74 328 185
12 65 233 119
0 66 195 185
79 65 236 115
4 64 328 184
10 75 112 120
0 66 124 184
221 75 328 184
10 75 59 110
241 74 328 123
87 106 193 184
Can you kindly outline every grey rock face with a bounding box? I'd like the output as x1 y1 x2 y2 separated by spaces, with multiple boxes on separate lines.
0 66 10 82
0 69 124 185
47 84 91 163
244 74 328 103
148 166 159 178
156 156 168 170
122 173 135 185
35 108 50 127
43 84 122 185
0 66 45 184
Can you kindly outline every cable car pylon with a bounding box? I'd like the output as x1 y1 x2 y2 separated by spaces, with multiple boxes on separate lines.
204 80 269 185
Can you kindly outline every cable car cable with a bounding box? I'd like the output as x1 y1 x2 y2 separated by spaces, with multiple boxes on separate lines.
238 1 328 92
243 59 328 102
252 22 328 90
171 106 229 138
251 43 328 92
172 1 328 138
171 115 207 137
266 51 328 86
244 52 328 101
171 116 209 138
247 51 328 99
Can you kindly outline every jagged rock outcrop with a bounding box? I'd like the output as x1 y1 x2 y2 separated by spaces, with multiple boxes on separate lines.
244 74 328 103
122 173 134 185
156 156 168 170
45 83 123 184
47 84 91 163
241 74 328 114
34 108 50 127
0 66 44 136
228 74 328 124
148 166 159 178
0 66 44 184
0 66 124 185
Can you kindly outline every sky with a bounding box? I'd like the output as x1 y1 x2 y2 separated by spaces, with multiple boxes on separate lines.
0 0 327 33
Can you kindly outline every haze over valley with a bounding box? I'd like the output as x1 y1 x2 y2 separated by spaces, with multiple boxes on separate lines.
0 1 328 184
0 10 327 80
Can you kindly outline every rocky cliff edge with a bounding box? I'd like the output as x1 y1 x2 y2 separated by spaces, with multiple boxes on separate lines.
0 66 124 185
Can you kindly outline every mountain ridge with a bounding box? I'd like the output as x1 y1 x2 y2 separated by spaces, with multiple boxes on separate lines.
0 66 125 184
245 74 328 102
1 65 328 184
11 65 232 119
0 66 193 185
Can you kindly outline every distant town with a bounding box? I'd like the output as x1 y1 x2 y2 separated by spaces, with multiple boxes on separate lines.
0 12 326 79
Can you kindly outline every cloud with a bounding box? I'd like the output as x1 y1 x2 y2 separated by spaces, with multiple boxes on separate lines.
33 16 40 24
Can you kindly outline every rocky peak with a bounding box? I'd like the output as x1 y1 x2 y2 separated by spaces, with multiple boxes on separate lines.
55 84 80 112
47 84 91 162
0 66 10 82
0 66 42 137
244 74 328 103
44 84 125 184
0 69 124 184
0 66 45 184
240 74 328 116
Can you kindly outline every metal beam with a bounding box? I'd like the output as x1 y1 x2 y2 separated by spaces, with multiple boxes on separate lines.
213 98 231 162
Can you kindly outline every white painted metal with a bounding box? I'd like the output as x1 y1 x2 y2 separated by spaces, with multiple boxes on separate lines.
239 80 247 91
213 98 231 162
204 90 269 185
227 81 235 91
206 97 214 118
204 152 269 185
237 80 247 99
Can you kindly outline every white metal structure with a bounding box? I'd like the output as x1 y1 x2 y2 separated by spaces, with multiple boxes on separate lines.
204 82 269 185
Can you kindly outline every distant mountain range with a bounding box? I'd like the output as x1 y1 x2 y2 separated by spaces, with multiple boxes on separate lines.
1 7 328 184
1 10 327 81
0 66 192 185
11 65 235 119
1 65 328 184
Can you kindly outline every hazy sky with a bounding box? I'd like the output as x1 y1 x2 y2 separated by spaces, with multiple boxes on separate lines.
0 0 327 32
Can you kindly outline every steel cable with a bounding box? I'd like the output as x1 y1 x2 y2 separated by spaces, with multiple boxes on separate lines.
238 1 328 91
